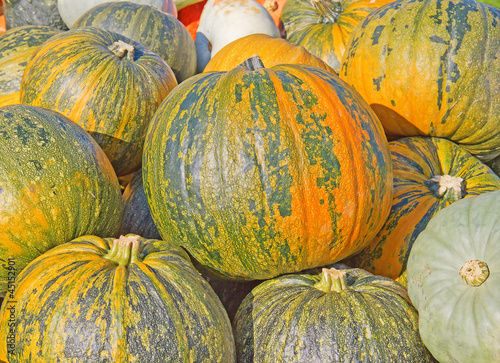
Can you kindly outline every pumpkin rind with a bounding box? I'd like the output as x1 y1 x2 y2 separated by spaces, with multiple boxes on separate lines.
345 136 500 282
407 190 500 362
234 265 435 362
20 27 178 176
3 0 67 30
73 1 196 83
0 234 236 362
0 104 124 296
340 0 500 161
143 60 393 280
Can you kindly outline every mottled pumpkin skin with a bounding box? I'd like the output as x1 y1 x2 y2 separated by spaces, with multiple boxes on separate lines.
0 104 123 297
280 0 394 73
20 27 178 176
73 2 196 83
0 235 236 362
143 62 393 280
345 136 500 282
0 25 62 101
234 266 435 362
3 0 67 30
340 0 500 161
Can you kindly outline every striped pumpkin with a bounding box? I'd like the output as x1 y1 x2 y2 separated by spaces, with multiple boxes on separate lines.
340 0 500 161
344 136 500 283
0 104 123 297
0 234 236 362
0 25 62 107
20 26 178 176
234 265 435 362
143 56 393 280
280 0 395 73
73 1 196 83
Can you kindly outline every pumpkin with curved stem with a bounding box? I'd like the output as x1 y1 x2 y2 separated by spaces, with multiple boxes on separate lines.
340 0 500 161
0 104 124 297
0 234 236 362
407 190 500 362
143 56 393 280
344 136 500 283
20 27 178 177
234 265 435 362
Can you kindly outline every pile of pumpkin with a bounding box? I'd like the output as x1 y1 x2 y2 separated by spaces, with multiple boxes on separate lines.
0 0 499 361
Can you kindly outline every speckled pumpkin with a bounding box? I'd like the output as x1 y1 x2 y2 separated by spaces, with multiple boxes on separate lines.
143 56 393 280
20 26 178 176
0 234 236 362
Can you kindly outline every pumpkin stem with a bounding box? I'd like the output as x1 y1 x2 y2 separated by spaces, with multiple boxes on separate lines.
239 55 265 71
314 267 347 293
459 260 489 287
425 174 465 202
311 0 342 23
108 40 135 61
104 235 142 266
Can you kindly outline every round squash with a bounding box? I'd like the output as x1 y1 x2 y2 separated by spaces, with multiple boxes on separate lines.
280 0 394 73
203 33 335 73
3 0 67 30
0 234 236 362
340 0 500 161
234 265 435 362
73 1 196 83
0 104 124 297
407 190 500 362
0 25 62 106
345 136 500 283
143 56 393 280
20 26 178 177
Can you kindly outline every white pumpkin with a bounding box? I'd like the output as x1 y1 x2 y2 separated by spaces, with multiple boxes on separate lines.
58 0 178 28
195 0 281 73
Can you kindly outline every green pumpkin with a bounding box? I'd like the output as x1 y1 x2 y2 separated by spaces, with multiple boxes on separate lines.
142 56 393 280
20 26 178 176
3 0 67 30
407 190 500 362
73 1 196 83
0 104 123 297
234 265 435 362
0 234 236 362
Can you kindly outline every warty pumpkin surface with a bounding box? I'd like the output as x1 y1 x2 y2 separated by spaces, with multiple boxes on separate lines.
3 0 67 30
340 0 500 161
0 104 123 297
143 57 393 280
20 26 178 176
0 234 236 362
345 136 500 283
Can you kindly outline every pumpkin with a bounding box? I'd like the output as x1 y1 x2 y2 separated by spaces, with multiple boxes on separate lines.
195 0 281 72
57 0 177 28
234 265 435 362
407 190 500 362
280 0 394 73
0 234 236 362
0 104 124 297
0 25 62 107
119 168 161 240
340 0 500 161
142 56 393 280
20 26 178 177
73 1 196 83
344 136 500 283
177 0 208 40
3 0 67 30
203 33 335 73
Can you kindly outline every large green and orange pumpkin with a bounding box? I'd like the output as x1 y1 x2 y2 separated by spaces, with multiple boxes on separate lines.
143 56 393 280
234 265 435 362
280 0 395 72
73 1 196 83
0 234 236 362
345 136 500 283
0 104 123 296
20 26 178 176
340 0 500 161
